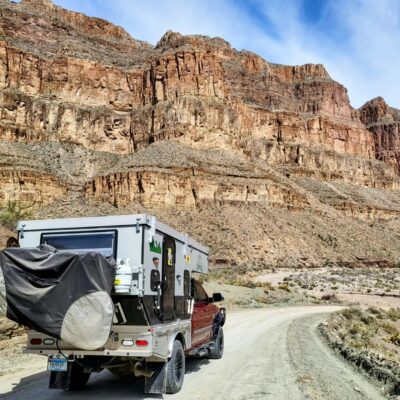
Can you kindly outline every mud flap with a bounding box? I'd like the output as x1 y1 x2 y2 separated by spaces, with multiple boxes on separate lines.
144 361 167 394
48 362 73 390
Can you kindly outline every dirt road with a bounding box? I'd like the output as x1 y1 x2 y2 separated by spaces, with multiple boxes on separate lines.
0 306 385 400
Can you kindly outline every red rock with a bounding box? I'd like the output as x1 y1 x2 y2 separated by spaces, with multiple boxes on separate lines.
359 97 400 172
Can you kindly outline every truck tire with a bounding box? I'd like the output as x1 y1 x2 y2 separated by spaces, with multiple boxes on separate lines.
166 340 185 394
68 362 91 390
208 327 224 359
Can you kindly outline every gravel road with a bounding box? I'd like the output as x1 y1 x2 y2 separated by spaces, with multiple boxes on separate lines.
0 306 385 400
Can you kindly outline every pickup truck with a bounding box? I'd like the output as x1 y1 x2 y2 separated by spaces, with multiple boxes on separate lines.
1 214 226 394
43 278 226 394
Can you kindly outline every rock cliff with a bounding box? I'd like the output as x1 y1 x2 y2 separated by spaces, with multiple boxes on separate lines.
1 0 400 267
359 97 400 173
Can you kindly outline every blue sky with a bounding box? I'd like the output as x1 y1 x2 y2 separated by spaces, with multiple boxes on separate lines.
53 0 400 109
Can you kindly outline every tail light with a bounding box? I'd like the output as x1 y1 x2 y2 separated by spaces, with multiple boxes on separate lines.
135 339 148 347
30 338 42 345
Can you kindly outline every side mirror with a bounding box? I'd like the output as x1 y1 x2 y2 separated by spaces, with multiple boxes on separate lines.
211 293 224 302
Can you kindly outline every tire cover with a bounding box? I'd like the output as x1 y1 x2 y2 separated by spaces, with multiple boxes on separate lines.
61 291 113 350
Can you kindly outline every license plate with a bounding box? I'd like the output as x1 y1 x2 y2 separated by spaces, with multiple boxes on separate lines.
48 357 68 372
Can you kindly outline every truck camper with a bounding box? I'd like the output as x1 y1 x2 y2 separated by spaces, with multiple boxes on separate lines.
0 214 225 394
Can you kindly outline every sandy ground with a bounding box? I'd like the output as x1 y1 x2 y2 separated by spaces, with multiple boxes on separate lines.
253 267 400 309
254 269 309 285
0 305 388 400
336 293 400 308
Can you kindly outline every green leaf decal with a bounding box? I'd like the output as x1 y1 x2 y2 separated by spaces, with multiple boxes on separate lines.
150 239 162 254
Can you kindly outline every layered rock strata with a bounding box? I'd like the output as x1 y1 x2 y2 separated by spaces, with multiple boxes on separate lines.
1 0 400 266
359 97 400 173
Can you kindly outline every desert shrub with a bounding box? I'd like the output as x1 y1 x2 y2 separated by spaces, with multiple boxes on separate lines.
360 314 374 325
381 322 398 336
386 308 400 321
320 293 338 302
387 332 400 346
255 296 270 304
0 201 33 230
221 276 256 288
342 307 363 320
278 283 291 292
255 281 275 290
349 321 364 335
367 307 384 319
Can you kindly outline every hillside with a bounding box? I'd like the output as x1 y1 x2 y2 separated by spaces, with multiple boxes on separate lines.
1 0 400 268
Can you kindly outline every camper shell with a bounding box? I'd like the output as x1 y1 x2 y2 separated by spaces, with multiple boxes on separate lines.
12 214 223 394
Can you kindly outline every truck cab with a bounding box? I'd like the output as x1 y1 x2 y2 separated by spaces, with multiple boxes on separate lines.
191 279 225 352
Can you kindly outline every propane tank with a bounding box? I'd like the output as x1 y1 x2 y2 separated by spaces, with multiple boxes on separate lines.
114 258 132 293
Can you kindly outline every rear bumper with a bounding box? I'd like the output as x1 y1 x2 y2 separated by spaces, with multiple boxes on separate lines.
24 320 192 360
24 348 155 358
25 326 157 359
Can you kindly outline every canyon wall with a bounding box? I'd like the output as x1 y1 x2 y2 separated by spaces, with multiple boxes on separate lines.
1 0 400 265
359 97 400 173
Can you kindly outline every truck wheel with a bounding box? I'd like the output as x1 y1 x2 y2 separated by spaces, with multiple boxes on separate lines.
208 327 224 359
68 362 91 390
166 340 185 394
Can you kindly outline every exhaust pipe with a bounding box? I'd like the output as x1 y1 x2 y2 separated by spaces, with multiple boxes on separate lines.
134 362 154 378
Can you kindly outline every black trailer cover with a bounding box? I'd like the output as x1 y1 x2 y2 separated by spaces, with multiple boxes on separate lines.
0 245 116 350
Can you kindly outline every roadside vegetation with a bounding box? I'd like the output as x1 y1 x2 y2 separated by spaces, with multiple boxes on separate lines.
202 265 339 308
320 307 400 397
0 201 33 230
271 267 400 297
205 263 400 308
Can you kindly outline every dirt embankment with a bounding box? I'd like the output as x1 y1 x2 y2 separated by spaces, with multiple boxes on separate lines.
320 307 400 397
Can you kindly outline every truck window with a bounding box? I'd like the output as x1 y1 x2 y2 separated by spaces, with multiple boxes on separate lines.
193 279 208 302
41 231 116 257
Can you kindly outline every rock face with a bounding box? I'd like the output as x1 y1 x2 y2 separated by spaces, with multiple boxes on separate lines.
0 1 374 159
1 0 400 267
0 170 67 206
85 168 310 211
359 97 400 173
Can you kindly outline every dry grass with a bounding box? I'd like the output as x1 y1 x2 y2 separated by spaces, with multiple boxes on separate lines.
280 267 400 297
321 306 400 395
325 307 400 363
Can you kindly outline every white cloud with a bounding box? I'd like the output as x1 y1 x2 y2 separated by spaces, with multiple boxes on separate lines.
54 0 400 108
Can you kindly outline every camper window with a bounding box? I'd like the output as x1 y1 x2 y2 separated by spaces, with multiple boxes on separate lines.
41 231 116 257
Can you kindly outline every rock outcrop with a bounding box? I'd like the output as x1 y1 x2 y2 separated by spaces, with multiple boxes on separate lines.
1 0 400 267
84 168 310 211
359 97 400 173
0 170 67 206
0 0 374 159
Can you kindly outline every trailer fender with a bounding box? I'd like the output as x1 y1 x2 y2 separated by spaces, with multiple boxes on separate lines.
167 331 186 358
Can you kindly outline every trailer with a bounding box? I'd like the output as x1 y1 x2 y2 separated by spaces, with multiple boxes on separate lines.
1 214 225 394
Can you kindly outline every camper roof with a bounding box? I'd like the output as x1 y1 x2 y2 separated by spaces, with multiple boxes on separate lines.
17 214 209 255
